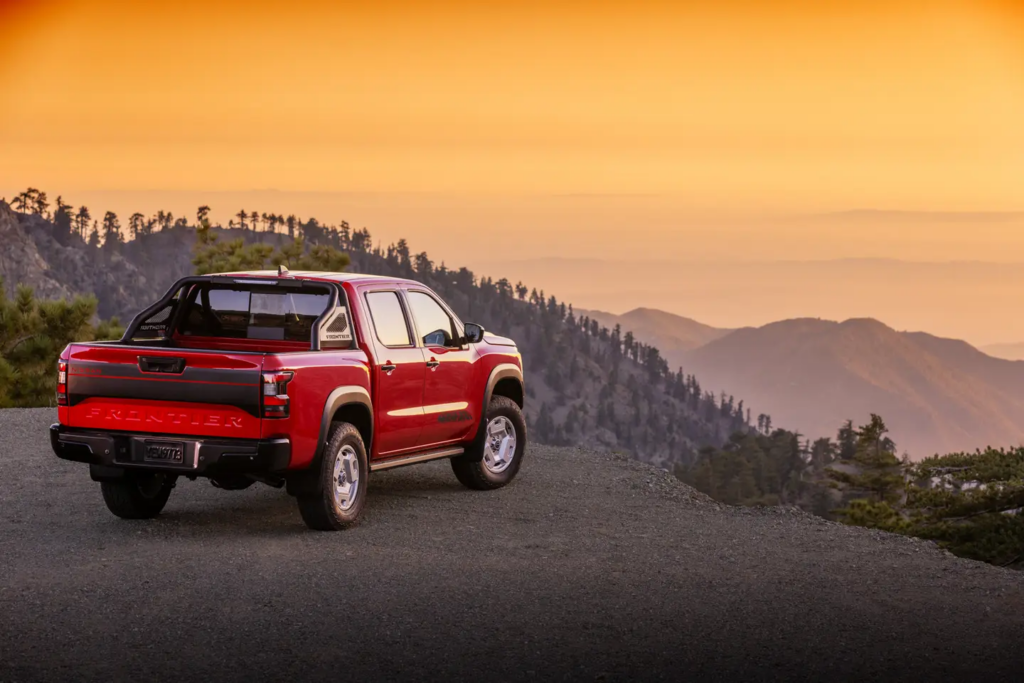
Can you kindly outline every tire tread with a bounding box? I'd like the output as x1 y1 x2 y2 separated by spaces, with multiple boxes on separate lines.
296 422 367 531
451 396 526 490
100 475 174 520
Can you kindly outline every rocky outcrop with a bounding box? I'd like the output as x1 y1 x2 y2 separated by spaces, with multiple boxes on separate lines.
19 212 153 320
0 202 74 301
0 201 190 321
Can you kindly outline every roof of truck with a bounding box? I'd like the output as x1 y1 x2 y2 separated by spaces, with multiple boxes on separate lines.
216 270 414 284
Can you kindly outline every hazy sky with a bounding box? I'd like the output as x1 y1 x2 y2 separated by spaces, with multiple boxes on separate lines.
2 0 1022 211
2 0 1023 340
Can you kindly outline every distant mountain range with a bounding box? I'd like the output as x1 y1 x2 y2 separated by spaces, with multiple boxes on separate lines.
590 307 1024 458
578 307 730 356
476 256 1024 348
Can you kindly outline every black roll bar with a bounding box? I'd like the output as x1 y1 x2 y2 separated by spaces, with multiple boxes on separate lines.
121 275 344 351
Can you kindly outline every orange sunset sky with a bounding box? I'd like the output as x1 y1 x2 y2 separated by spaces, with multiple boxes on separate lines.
2 0 1022 204
2 0 1024 342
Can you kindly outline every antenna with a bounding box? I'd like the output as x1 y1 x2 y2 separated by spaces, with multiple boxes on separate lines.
278 264 289 276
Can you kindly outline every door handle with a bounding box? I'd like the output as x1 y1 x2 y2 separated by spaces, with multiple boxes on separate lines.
426 358 439 370
382 362 397 375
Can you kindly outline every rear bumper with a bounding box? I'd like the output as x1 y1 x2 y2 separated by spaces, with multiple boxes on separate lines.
50 424 291 476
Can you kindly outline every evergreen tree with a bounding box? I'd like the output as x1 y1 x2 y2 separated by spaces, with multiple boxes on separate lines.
836 420 857 460
53 198 73 237
0 279 122 407
75 206 91 238
905 447 1024 566
192 222 350 275
826 414 904 529
101 211 122 248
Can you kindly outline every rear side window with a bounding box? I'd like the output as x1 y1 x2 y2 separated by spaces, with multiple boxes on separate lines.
179 286 331 342
366 291 411 347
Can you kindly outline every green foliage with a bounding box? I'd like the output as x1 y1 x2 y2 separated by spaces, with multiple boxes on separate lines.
192 221 350 275
835 499 908 532
687 412 1024 568
676 430 808 506
904 447 1024 566
0 279 122 407
827 414 905 524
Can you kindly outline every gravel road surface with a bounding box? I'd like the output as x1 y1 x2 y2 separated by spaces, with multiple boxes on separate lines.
1 408 1022 682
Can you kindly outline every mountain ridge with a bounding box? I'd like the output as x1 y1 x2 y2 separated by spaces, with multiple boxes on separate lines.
680 317 1024 458
567 298 1024 458
577 307 732 355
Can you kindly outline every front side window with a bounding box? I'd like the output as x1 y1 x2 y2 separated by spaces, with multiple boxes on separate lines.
407 291 458 347
179 285 330 342
366 291 412 347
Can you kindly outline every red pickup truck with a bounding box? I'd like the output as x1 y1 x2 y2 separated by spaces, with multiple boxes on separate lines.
50 270 526 530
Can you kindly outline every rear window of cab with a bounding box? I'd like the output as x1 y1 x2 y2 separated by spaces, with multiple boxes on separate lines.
178 284 332 342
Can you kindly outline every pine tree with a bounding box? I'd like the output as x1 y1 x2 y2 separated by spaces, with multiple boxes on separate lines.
192 222 350 275
826 414 905 529
0 279 121 407
904 447 1024 566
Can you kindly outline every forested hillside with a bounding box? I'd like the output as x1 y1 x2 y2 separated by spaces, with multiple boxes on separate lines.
3 190 1022 568
0 193 752 470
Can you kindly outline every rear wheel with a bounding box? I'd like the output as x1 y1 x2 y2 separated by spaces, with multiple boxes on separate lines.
296 422 368 531
451 396 527 490
100 472 176 519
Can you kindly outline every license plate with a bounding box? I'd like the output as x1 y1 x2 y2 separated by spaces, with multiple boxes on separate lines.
144 440 185 464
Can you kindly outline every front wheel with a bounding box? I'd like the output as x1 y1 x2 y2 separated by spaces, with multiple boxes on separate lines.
451 396 527 490
296 422 368 531
100 472 176 519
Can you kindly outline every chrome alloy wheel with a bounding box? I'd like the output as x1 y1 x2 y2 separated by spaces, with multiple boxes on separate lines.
482 416 517 474
333 444 360 511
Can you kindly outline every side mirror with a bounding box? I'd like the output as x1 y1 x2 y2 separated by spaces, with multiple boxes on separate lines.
462 322 484 344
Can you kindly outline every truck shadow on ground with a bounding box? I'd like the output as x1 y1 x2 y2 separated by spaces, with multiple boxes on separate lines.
97 468 477 538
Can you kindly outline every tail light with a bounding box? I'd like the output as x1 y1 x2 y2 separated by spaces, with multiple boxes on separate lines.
262 371 293 418
56 361 67 406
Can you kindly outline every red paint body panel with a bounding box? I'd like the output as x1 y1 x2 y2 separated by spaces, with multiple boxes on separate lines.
64 345 263 439
56 272 523 474
69 398 262 439
261 349 372 468
419 343 479 446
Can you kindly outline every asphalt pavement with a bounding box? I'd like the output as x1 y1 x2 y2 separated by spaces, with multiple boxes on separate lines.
1 408 1022 682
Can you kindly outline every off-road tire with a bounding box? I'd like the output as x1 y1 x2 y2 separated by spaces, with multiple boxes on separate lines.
451 396 527 490
100 472 176 519
296 422 368 531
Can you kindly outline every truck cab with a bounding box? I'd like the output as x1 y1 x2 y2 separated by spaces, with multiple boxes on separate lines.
51 270 526 530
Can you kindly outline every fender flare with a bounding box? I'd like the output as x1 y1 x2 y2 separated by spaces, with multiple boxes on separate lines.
314 385 373 464
483 363 524 409
466 363 524 460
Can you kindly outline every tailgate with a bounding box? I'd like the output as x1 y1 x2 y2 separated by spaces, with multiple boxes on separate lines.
66 344 264 439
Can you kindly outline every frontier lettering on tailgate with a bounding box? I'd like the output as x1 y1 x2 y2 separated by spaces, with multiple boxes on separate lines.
84 406 245 429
